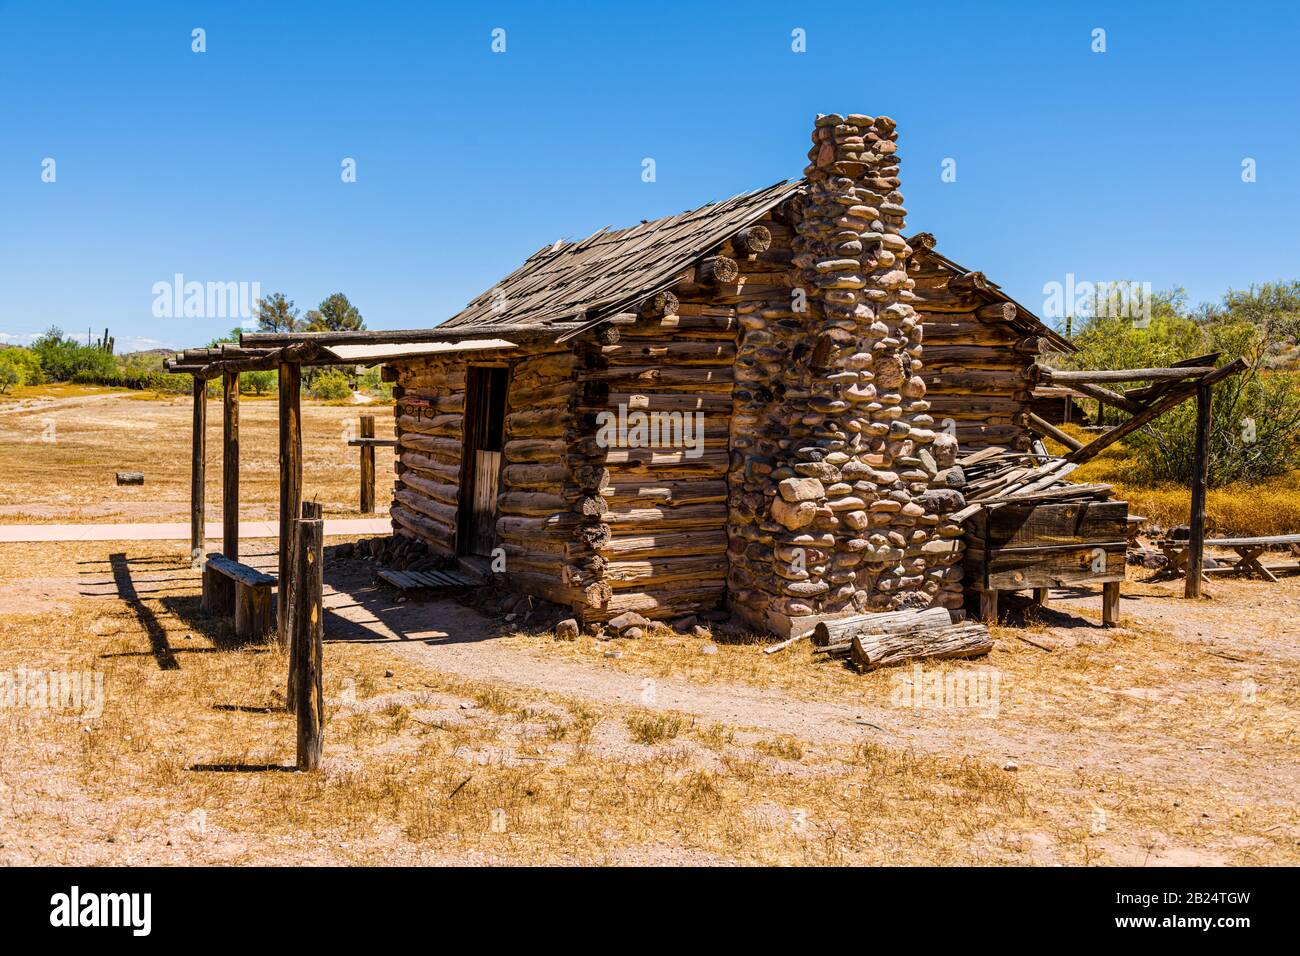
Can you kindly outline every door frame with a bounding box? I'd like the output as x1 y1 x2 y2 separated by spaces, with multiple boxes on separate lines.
457 364 511 557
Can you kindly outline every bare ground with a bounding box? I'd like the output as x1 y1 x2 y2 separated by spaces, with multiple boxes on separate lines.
0 535 1295 866
0 389 1294 866
0 387 395 523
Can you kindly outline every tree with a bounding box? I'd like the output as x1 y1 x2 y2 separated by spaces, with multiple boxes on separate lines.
0 346 44 387
253 292 302 333
304 293 365 332
242 370 277 395
1064 283 1300 487
30 326 116 382
307 368 352 400
206 326 244 347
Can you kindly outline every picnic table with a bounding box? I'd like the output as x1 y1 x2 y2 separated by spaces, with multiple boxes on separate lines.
1157 534 1300 583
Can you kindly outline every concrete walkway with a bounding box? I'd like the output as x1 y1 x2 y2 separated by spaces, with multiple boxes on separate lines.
0 518 391 543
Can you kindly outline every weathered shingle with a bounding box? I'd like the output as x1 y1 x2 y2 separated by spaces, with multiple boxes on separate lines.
436 180 801 334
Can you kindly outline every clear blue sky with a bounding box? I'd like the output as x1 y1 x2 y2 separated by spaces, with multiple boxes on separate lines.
2 0 1297 352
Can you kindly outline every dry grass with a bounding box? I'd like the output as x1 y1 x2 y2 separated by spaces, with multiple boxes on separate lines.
624 710 686 744
1 540 1294 865
1 382 132 401
0 386 394 523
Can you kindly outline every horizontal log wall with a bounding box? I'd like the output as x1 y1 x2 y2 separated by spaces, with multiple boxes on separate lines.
391 345 579 613
725 208 802 625
910 250 1038 451
391 355 469 554
495 345 582 607
568 296 744 624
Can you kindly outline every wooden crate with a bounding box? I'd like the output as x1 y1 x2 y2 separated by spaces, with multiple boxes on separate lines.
963 499 1128 626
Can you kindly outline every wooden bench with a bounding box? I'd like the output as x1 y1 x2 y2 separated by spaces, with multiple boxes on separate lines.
1158 534 1300 583
201 553 276 640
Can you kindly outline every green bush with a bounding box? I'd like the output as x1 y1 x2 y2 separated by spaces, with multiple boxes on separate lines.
0 347 43 388
148 372 192 394
241 370 276 395
307 368 352 401
1060 283 1300 487
356 365 393 401
30 328 118 381
0 364 18 393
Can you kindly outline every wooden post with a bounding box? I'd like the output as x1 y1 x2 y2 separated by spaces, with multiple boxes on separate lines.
291 516 324 770
277 363 302 646
978 590 998 624
359 415 376 513
222 370 240 561
190 376 207 569
1032 587 1049 607
1102 581 1121 626
286 501 324 709
1185 382 1212 598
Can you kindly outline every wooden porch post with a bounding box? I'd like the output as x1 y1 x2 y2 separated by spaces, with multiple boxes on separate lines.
359 414 376 513
277 363 302 645
287 499 323 711
292 515 325 770
190 376 207 568
222 370 240 560
1185 382 1212 598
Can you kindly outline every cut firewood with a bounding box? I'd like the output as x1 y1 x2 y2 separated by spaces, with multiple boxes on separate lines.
850 622 994 672
812 607 955 648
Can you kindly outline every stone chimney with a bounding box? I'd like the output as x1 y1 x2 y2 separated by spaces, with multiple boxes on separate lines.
727 113 965 636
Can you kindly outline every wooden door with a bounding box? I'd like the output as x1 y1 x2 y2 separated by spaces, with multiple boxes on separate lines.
459 366 509 557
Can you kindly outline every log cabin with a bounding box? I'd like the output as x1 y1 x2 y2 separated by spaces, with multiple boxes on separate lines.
371 114 1073 635
172 112 1139 640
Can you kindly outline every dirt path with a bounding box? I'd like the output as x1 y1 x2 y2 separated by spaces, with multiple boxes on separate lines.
321 566 1299 805
0 518 390 542
0 391 121 416
1082 575 1300 663
1 541 1292 865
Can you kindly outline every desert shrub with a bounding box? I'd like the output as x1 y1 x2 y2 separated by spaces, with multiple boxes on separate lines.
241 370 276 395
30 328 117 381
1132 367 1300 486
0 345 44 387
624 711 685 745
1059 285 1300 487
355 365 393 401
308 368 352 401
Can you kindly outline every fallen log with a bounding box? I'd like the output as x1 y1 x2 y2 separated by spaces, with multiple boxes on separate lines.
812 606 954 648
850 622 994 672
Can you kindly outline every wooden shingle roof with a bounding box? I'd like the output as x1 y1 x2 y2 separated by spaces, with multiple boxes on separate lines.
436 179 802 335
